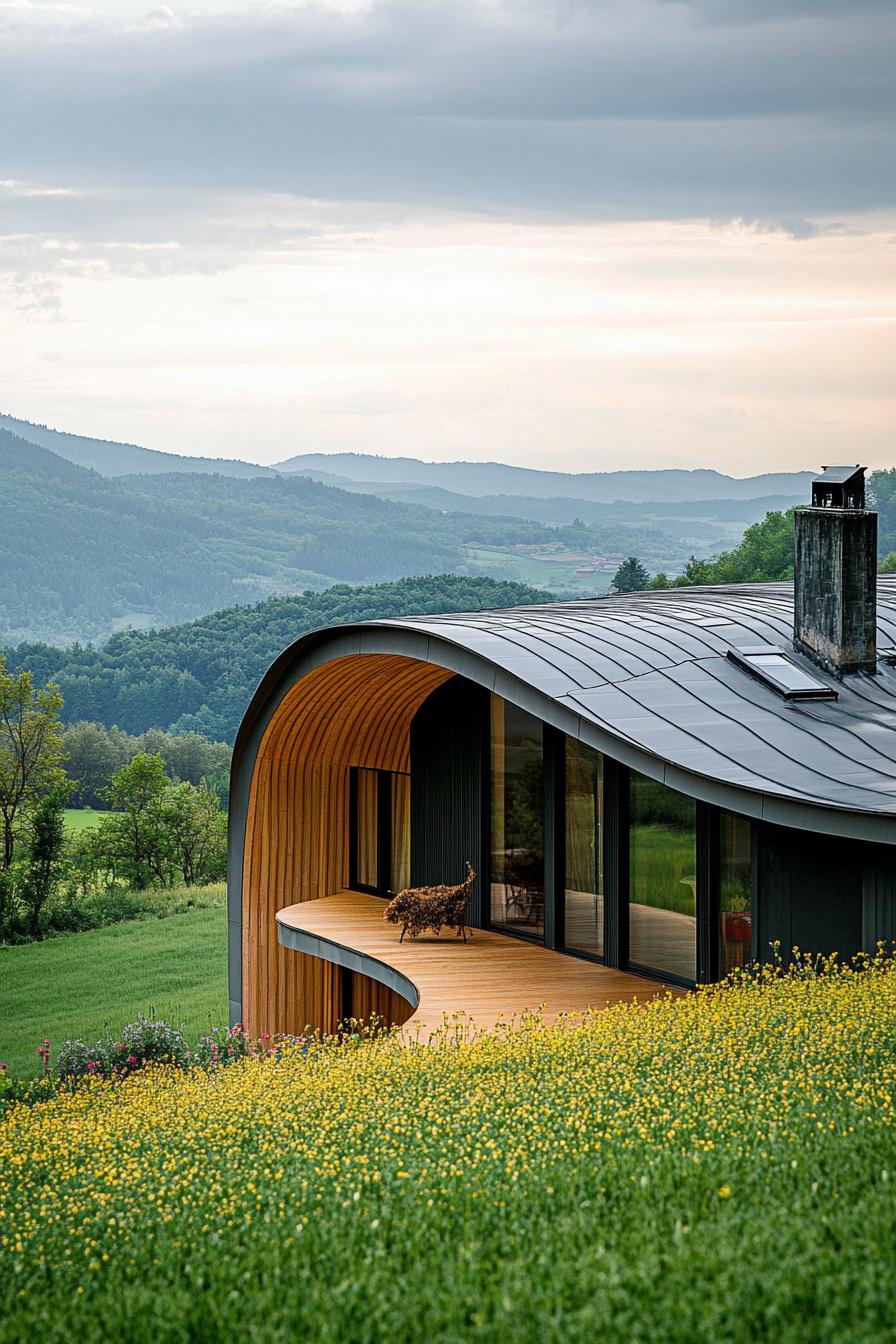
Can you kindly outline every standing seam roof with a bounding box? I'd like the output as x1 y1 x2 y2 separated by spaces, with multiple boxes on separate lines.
371 581 896 824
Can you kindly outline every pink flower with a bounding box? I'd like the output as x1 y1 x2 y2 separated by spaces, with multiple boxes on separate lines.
127 1055 138 1066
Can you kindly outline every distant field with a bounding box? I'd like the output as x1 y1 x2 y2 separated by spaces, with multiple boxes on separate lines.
0 905 227 1076
64 808 111 832
462 545 614 594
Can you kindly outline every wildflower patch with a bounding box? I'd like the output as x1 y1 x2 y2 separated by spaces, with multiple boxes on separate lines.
2 957 895 1343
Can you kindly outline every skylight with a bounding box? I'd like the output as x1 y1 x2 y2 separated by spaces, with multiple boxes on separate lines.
726 646 838 701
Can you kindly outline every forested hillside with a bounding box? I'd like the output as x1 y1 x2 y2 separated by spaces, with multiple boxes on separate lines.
0 432 462 643
278 452 815 502
0 429 715 644
301 479 799 533
6 576 548 743
0 413 272 478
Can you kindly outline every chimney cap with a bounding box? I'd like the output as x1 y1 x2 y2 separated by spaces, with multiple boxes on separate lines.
814 465 865 486
810 465 866 510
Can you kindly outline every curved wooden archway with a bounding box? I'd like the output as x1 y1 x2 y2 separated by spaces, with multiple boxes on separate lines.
241 652 453 1035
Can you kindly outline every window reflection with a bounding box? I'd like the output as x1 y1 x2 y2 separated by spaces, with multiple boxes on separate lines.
490 696 544 939
355 768 379 890
719 811 752 973
564 740 603 957
629 774 696 982
390 773 411 895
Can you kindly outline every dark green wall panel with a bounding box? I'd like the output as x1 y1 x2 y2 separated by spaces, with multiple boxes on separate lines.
410 678 488 925
757 823 863 960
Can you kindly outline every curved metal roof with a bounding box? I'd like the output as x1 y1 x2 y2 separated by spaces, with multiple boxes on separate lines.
234 580 896 844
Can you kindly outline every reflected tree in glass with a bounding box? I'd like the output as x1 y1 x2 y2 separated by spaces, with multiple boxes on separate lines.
629 773 696 981
490 696 545 938
564 739 603 957
719 811 752 973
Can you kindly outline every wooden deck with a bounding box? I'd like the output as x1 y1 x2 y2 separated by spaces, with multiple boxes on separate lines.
276 889 679 1039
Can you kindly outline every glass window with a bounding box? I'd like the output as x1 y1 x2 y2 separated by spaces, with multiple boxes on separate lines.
355 768 379 889
629 774 696 982
390 773 411 895
564 739 603 957
727 646 837 701
490 696 545 939
719 811 752 974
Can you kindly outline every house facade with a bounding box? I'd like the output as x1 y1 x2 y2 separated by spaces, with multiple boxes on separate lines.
229 472 896 1036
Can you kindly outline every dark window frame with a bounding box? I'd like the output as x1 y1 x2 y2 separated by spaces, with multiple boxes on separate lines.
348 766 410 898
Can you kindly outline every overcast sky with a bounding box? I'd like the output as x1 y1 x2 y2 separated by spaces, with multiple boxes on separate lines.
1 0 893 472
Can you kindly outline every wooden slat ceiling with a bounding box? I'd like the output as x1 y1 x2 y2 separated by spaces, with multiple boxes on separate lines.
241 653 452 1035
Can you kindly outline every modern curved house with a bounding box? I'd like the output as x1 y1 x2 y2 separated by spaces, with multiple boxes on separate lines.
229 470 896 1037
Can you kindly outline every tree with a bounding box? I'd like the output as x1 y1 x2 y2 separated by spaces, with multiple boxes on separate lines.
675 509 795 587
164 783 227 885
611 557 650 593
158 732 231 787
0 658 66 870
868 470 896 557
879 552 896 574
63 721 131 808
99 754 172 890
19 781 72 936
647 572 670 590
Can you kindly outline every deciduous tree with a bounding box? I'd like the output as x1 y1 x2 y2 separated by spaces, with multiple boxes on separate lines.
0 658 66 871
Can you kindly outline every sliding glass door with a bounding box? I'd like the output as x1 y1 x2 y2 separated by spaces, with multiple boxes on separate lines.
628 773 696 982
489 697 545 939
563 739 604 957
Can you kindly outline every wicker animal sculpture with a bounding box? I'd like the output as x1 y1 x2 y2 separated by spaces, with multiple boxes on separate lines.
384 863 476 943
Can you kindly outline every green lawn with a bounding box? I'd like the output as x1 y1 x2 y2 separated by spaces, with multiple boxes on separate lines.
0 905 227 1076
64 808 113 833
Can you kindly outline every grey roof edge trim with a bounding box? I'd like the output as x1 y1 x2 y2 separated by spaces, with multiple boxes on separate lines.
276 911 420 1014
227 614 896 1025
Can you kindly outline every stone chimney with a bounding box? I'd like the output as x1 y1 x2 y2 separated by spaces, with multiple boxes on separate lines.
793 465 877 677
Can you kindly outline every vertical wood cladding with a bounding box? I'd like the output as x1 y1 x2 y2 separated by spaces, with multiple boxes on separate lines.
241 654 453 1037
410 678 488 926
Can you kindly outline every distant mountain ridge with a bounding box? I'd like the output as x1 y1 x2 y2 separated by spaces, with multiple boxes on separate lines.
4 413 815 502
281 475 801 527
0 413 273 479
276 452 815 503
0 428 461 643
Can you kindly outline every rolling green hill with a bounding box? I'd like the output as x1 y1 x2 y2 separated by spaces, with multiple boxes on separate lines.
0 427 730 644
289 476 799 537
277 451 815 503
0 412 273 479
7 576 550 743
0 430 468 643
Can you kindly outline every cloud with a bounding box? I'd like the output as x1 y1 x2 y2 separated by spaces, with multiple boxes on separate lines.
0 0 892 221
0 178 82 198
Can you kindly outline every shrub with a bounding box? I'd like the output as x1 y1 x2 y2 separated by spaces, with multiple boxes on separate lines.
56 1015 192 1083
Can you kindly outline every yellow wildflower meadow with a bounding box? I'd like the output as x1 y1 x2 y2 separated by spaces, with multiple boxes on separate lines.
1 953 895 1344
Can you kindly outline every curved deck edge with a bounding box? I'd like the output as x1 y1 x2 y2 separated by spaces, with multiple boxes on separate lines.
275 912 420 1014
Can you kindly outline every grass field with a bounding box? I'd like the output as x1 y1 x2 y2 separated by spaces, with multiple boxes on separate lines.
0 905 227 1076
2 956 894 1343
64 808 113 833
462 545 613 594
630 824 696 915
